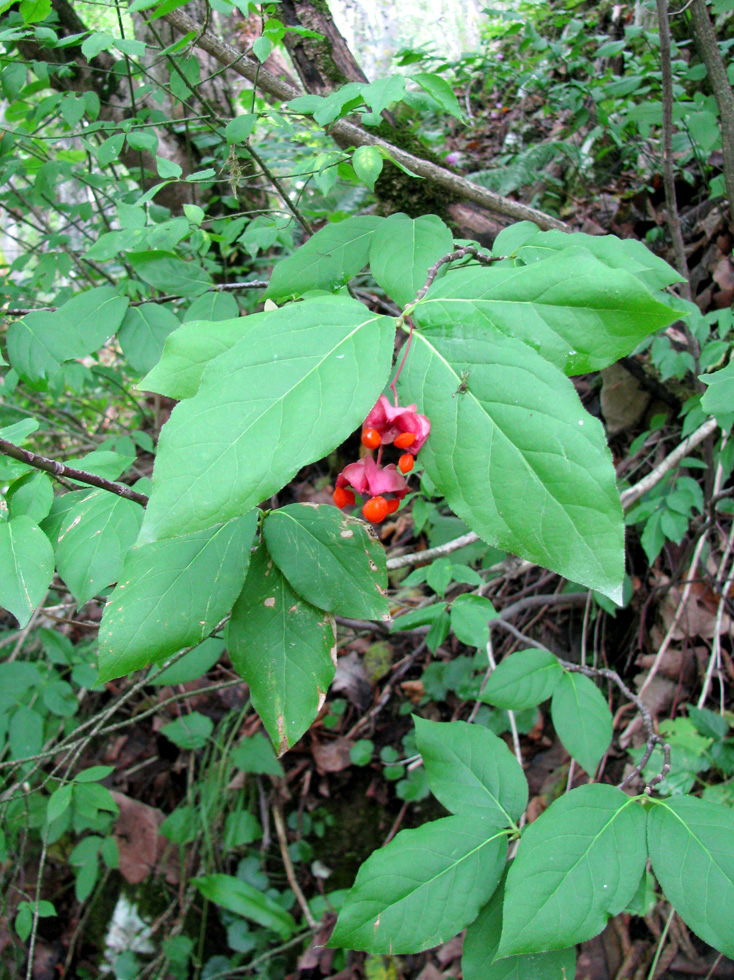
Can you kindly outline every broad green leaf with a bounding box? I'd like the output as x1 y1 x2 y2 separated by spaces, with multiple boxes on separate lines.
0 516 54 627
20 0 51 23
0 419 39 443
414 717 527 823
482 649 563 710
550 671 612 775
81 30 114 58
498 785 646 956
46 784 73 824
98 511 257 681
700 359 734 418
329 813 507 953
361 75 406 121
148 638 223 685
227 543 337 754
463 873 576 980
265 216 381 301
183 291 239 322
352 145 383 190
127 250 212 297
263 503 389 620
57 286 130 353
9 704 43 759
6 289 129 384
6 472 53 523
193 874 296 940
399 326 624 601
54 489 143 606
231 732 284 777
139 297 395 543
516 230 684 292
369 213 454 309
450 593 497 648
414 249 682 376
140 315 261 399
411 72 464 121
118 303 180 374
648 796 734 956
6 311 70 384
160 712 213 749
224 113 256 144
97 133 125 166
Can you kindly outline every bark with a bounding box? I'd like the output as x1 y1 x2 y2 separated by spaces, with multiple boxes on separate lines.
279 0 369 94
689 0 734 227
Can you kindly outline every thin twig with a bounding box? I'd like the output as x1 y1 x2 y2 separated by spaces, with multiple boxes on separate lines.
272 802 317 929
0 439 148 506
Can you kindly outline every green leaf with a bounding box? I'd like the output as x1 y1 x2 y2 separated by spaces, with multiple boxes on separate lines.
0 516 54 627
183 291 239 323
118 303 180 374
225 113 256 144
450 593 497 648
231 732 284 776
54 489 143 606
329 813 507 953
6 472 54 523
700 359 734 418
352 145 383 190
369 213 454 308
193 874 296 940
411 72 464 121
47 784 73 824
81 31 114 59
550 671 613 775
227 543 337 754
463 873 576 980
97 133 125 167
139 297 395 543
160 712 213 750
20 0 51 23
361 75 406 121
414 717 527 823
647 796 734 956
7 289 129 384
265 216 381 301
127 250 212 297
10 705 43 759
399 326 624 601
516 229 684 291
156 156 182 178
57 286 130 354
413 249 682 376
75 765 115 783
263 503 389 619
140 315 248 399
98 512 258 681
482 649 563 710
498 785 646 956
149 637 223 685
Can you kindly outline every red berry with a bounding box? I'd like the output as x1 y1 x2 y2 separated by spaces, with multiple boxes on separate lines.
333 487 355 508
394 431 415 449
361 428 381 449
385 498 400 514
398 453 414 474
362 495 388 523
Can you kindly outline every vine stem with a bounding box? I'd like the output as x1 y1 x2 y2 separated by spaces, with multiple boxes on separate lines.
389 317 414 406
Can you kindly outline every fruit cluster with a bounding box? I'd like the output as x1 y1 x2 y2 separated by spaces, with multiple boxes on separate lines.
333 395 431 523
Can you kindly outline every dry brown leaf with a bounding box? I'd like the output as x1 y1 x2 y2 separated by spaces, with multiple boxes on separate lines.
312 737 354 773
111 792 179 885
